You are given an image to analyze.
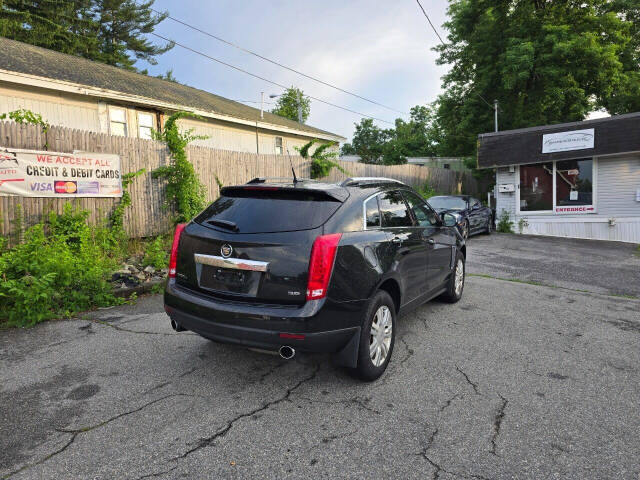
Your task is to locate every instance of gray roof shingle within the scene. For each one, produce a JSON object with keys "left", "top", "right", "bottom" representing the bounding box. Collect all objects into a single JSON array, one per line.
[{"left": 0, "top": 37, "right": 344, "bottom": 140}]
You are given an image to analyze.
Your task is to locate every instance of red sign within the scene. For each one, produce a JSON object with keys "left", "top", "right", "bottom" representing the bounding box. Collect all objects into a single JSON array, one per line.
[{"left": 555, "top": 206, "right": 594, "bottom": 214}]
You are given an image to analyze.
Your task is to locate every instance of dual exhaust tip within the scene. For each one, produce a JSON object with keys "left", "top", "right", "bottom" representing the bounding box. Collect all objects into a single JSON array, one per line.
[{"left": 170, "top": 319, "right": 296, "bottom": 360}]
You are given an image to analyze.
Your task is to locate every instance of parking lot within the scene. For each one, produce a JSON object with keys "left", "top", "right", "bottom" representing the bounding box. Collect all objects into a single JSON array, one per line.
[{"left": 1, "top": 234, "right": 639, "bottom": 480}]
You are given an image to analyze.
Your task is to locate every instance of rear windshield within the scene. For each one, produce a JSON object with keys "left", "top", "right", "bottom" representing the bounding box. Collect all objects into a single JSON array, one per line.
[
  {"left": 428, "top": 196, "right": 467, "bottom": 211},
  {"left": 195, "top": 191, "right": 341, "bottom": 233}
]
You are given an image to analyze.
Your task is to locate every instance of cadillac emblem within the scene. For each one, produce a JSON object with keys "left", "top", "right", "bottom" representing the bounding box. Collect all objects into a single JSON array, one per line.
[{"left": 220, "top": 244, "right": 233, "bottom": 258}]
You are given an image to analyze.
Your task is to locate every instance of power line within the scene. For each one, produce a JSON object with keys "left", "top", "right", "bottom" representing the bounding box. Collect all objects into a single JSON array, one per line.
[
  {"left": 150, "top": 32, "right": 396, "bottom": 125},
  {"left": 414, "top": 0, "right": 496, "bottom": 111},
  {"left": 151, "top": 8, "right": 408, "bottom": 116}
]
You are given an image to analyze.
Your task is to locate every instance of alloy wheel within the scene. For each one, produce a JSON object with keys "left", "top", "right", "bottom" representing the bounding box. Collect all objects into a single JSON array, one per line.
[
  {"left": 454, "top": 259, "right": 464, "bottom": 296},
  {"left": 369, "top": 305, "right": 393, "bottom": 367}
]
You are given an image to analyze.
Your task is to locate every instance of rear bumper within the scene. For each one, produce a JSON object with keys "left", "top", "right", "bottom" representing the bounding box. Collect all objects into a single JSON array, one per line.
[{"left": 164, "top": 279, "right": 366, "bottom": 355}]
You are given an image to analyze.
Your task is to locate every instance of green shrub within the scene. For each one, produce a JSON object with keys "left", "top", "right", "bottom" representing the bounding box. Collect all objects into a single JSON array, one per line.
[
  {"left": 417, "top": 182, "right": 438, "bottom": 199},
  {"left": 0, "top": 205, "right": 123, "bottom": 328},
  {"left": 142, "top": 236, "right": 170, "bottom": 270},
  {"left": 152, "top": 112, "right": 208, "bottom": 223},
  {"left": 496, "top": 210, "right": 514, "bottom": 233}
]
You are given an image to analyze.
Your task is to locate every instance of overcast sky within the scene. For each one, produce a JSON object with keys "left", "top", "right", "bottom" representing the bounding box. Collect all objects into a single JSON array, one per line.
[{"left": 145, "top": 0, "right": 450, "bottom": 141}]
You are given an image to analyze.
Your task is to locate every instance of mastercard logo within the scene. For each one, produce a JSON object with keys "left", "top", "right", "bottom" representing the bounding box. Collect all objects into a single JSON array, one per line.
[{"left": 54, "top": 181, "right": 77, "bottom": 194}]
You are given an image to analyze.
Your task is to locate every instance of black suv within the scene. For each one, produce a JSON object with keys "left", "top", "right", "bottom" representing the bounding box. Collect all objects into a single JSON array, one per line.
[{"left": 164, "top": 177, "right": 466, "bottom": 380}]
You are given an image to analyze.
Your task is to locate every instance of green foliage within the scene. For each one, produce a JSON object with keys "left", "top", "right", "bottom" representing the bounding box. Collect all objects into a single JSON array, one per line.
[
  {"left": 297, "top": 139, "right": 348, "bottom": 179},
  {"left": 416, "top": 182, "right": 438, "bottom": 200},
  {"left": 110, "top": 168, "right": 145, "bottom": 232},
  {"left": 517, "top": 218, "right": 529, "bottom": 235},
  {"left": 341, "top": 107, "right": 441, "bottom": 165},
  {"left": 0, "top": 0, "right": 172, "bottom": 71},
  {"left": 496, "top": 210, "right": 514, "bottom": 234},
  {"left": 0, "top": 206, "right": 124, "bottom": 327},
  {"left": 430, "top": 0, "right": 640, "bottom": 160},
  {"left": 271, "top": 87, "right": 311, "bottom": 123},
  {"left": 0, "top": 108, "right": 50, "bottom": 148},
  {"left": 152, "top": 112, "right": 208, "bottom": 224},
  {"left": 142, "top": 235, "right": 169, "bottom": 270}
]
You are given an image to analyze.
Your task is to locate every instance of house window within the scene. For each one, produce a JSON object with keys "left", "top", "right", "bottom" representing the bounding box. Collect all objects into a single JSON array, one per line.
[
  {"left": 109, "top": 107, "right": 127, "bottom": 137},
  {"left": 138, "top": 112, "right": 154, "bottom": 140},
  {"left": 275, "top": 137, "right": 283, "bottom": 155},
  {"left": 518, "top": 159, "right": 595, "bottom": 214}
]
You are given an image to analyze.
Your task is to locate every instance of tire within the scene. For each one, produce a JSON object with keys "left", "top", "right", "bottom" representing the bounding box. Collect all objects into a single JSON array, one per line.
[
  {"left": 460, "top": 220, "right": 469, "bottom": 239},
  {"left": 349, "top": 290, "right": 396, "bottom": 381},
  {"left": 440, "top": 251, "right": 465, "bottom": 303}
]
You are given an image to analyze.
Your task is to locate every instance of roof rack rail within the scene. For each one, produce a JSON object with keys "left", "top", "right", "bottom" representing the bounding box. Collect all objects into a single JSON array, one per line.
[
  {"left": 340, "top": 177, "right": 405, "bottom": 187},
  {"left": 246, "top": 177, "right": 316, "bottom": 184}
]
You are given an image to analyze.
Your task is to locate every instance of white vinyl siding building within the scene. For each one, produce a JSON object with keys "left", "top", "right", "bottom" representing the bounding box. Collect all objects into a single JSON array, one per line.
[
  {"left": 483, "top": 114, "right": 640, "bottom": 243},
  {"left": 0, "top": 38, "right": 344, "bottom": 156}
]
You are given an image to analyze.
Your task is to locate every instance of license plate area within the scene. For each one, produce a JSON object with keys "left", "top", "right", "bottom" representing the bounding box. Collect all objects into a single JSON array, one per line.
[{"left": 198, "top": 265, "right": 261, "bottom": 296}]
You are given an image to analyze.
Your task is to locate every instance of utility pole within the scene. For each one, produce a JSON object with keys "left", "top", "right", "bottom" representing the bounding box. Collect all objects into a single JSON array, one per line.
[
  {"left": 260, "top": 91, "right": 264, "bottom": 120},
  {"left": 297, "top": 90, "right": 303, "bottom": 123},
  {"left": 494, "top": 99, "right": 499, "bottom": 132}
]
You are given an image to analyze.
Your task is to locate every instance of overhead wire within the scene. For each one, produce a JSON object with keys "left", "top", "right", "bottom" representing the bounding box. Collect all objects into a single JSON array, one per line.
[{"left": 151, "top": 8, "right": 408, "bottom": 116}]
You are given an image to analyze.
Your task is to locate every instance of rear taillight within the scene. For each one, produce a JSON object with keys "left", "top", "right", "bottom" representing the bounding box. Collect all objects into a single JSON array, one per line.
[
  {"left": 306, "top": 233, "right": 342, "bottom": 301},
  {"left": 168, "top": 223, "right": 186, "bottom": 278}
]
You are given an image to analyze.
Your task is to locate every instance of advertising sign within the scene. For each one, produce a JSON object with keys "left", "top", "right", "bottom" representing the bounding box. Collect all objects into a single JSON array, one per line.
[
  {"left": 542, "top": 128, "right": 594, "bottom": 153},
  {"left": 0, "top": 148, "right": 122, "bottom": 197}
]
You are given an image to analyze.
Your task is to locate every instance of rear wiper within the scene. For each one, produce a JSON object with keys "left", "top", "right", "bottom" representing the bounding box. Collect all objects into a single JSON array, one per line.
[{"left": 207, "top": 219, "right": 239, "bottom": 232}]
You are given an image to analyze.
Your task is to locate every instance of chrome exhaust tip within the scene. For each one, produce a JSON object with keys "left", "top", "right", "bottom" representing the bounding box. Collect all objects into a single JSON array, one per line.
[
  {"left": 279, "top": 346, "right": 295, "bottom": 360},
  {"left": 170, "top": 319, "right": 185, "bottom": 332}
]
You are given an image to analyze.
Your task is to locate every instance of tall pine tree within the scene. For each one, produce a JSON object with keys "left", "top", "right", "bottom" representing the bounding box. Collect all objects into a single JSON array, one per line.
[{"left": 0, "top": 0, "right": 172, "bottom": 71}]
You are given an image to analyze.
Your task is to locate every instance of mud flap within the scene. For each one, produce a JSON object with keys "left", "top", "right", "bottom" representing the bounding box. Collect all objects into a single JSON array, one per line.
[{"left": 331, "top": 327, "right": 361, "bottom": 368}]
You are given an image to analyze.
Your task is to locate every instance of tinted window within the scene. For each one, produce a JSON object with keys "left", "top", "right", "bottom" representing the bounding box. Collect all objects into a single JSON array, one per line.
[
  {"left": 378, "top": 191, "right": 413, "bottom": 227},
  {"left": 403, "top": 191, "right": 440, "bottom": 227},
  {"left": 196, "top": 192, "right": 340, "bottom": 233},
  {"left": 428, "top": 196, "right": 467, "bottom": 211},
  {"left": 470, "top": 198, "right": 481, "bottom": 208},
  {"left": 364, "top": 195, "right": 381, "bottom": 228}
]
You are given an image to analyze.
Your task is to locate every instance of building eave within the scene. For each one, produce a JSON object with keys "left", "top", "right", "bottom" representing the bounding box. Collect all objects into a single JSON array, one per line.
[{"left": 0, "top": 69, "right": 346, "bottom": 143}]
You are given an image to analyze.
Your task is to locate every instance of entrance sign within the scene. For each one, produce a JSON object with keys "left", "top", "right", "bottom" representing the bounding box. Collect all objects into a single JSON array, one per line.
[
  {"left": 542, "top": 129, "right": 594, "bottom": 153},
  {"left": 555, "top": 206, "right": 595, "bottom": 214},
  {"left": 0, "top": 148, "right": 122, "bottom": 197}
]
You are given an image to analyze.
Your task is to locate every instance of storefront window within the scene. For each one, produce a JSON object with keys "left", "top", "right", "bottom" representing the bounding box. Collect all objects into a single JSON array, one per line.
[
  {"left": 519, "top": 162, "right": 553, "bottom": 211},
  {"left": 555, "top": 159, "right": 593, "bottom": 206}
]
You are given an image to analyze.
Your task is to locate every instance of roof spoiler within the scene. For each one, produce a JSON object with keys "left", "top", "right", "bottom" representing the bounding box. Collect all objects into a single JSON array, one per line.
[
  {"left": 222, "top": 183, "right": 349, "bottom": 202},
  {"left": 340, "top": 177, "right": 405, "bottom": 187}
]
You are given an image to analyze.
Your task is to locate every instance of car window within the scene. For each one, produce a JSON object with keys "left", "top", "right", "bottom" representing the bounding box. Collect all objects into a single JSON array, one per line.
[
  {"left": 403, "top": 191, "right": 440, "bottom": 227},
  {"left": 428, "top": 196, "right": 467, "bottom": 211},
  {"left": 471, "top": 197, "right": 481, "bottom": 208},
  {"left": 364, "top": 195, "right": 381, "bottom": 229},
  {"left": 378, "top": 190, "right": 413, "bottom": 228},
  {"left": 195, "top": 191, "right": 341, "bottom": 233}
]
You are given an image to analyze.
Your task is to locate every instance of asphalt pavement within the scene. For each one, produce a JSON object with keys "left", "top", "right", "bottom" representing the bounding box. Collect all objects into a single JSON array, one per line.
[{"left": 1, "top": 234, "right": 639, "bottom": 479}]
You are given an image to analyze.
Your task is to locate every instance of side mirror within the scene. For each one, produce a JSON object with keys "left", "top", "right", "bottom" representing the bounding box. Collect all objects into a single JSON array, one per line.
[{"left": 442, "top": 213, "right": 457, "bottom": 227}]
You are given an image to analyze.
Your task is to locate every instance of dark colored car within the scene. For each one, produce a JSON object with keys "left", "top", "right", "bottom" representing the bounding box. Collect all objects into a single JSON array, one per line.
[
  {"left": 164, "top": 177, "right": 466, "bottom": 381},
  {"left": 427, "top": 195, "right": 493, "bottom": 239}
]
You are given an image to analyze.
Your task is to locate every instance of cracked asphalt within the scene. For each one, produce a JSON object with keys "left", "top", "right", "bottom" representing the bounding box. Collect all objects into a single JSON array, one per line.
[{"left": 1, "top": 235, "right": 640, "bottom": 479}]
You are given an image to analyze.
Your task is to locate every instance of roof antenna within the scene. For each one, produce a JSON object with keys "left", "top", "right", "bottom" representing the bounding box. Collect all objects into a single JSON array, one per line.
[{"left": 286, "top": 149, "right": 299, "bottom": 183}]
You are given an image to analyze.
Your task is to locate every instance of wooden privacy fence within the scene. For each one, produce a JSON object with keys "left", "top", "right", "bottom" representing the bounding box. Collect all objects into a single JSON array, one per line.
[{"left": 0, "top": 122, "right": 481, "bottom": 238}]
